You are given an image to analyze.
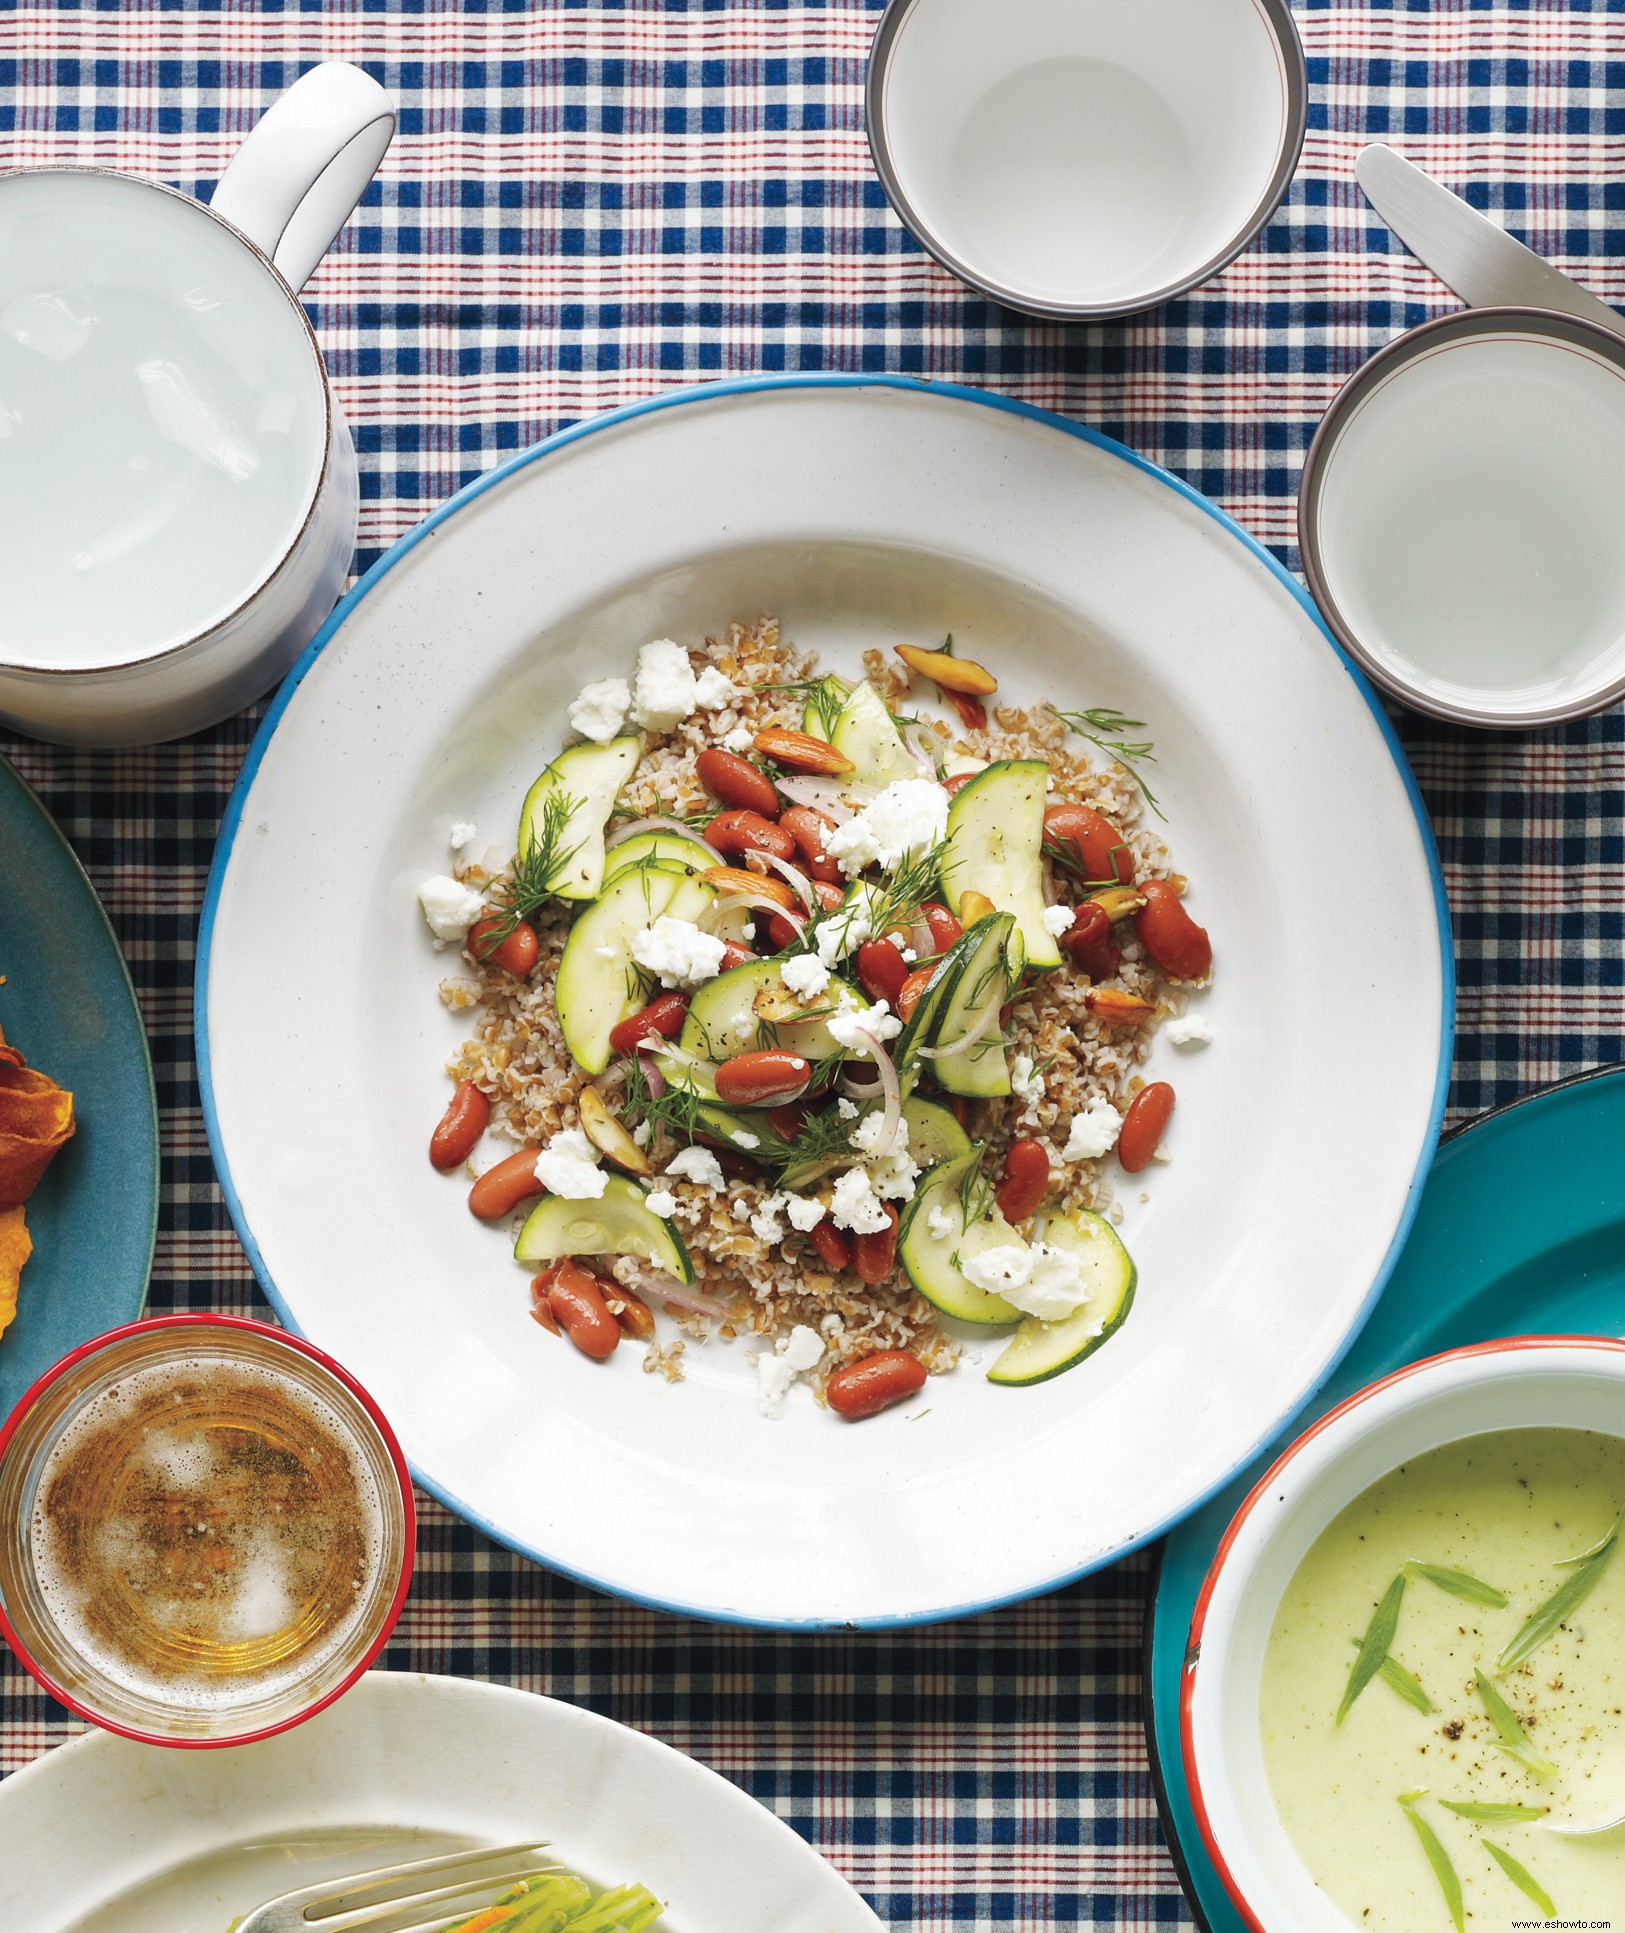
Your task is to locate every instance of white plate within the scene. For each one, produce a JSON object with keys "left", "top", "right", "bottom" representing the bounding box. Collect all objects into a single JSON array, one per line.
[
  {"left": 198, "top": 376, "right": 1452, "bottom": 1628},
  {"left": 0, "top": 1671, "right": 879, "bottom": 1932}
]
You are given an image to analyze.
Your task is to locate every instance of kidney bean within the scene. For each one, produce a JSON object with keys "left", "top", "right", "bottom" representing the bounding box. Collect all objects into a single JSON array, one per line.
[
  {"left": 705, "top": 809, "right": 796, "bottom": 863},
  {"left": 814, "top": 880, "right": 846, "bottom": 911},
  {"left": 1060, "top": 902, "right": 1121, "bottom": 981},
  {"left": 764, "top": 912, "right": 801, "bottom": 951},
  {"left": 778, "top": 804, "right": 845, "bottom": 885},
  {"left": 995, "top": 1139, "right": 1051, "bottom": 1223},
  {"left": 766, "top": 1101, "right": 812, "bottom": 1141},
  {"left": 826, "top": 1350, "right": 928, "bottom": 1420},
  {"left": 610, "top": 1286, "right": 656, "bottom": 1340},
  {"left": 753, "top": 727, "right": 854, "bottom": 775},
  {"left": 528, "top": 1267, "right": 563, "bottom": 1334},
  {"left": 715, "top": 1050, "right": 812, "bottom": 1106},
  {"left": 942, "top": 771, "right": 980, "bottom": 796},
  {"left": 695, "top": 747, "right": 780, "bottom": 817},
  {"left": 920, "top": 901, "right": 962, "bottom": 954},
  {"left": 468, "top": 1148, "right": 544, "bottom": 1219},
  {"left": 469, "top": 912, "right": 539, "bottom": 976},
  {"left": 852, "top": 1203, "right": 901, "bottom": 1285},
  {"left": 430, "top": 1080, "right": 489, "bottom": 1170},
  {"left": 546, "top": 1259, "right": 621, "bottom": 1359},
  {"left": 608, "top": 991, "right": 690, "bottom": 1057},
  {"left": 855, "top": 938, "right": 907, "bottom": 1005},
  {"left": 897, "top": 965, "right": 936, "bottom": 1022},
  {"left": 946, "top": 1095, "right": 971, "bottom": 1129},
  {"left": 719, "top": 941, "right": 756, "bottom": 970},
  {"left": 1044, "top": 801, "right": 1134, "bottom": 886},
  {"left": 1119, "top": 1082, "right": 1175, "bottom": 1173},
  {"left": 695, "top": 1136, "right": 765, "bottom": 1180},
  {"left": 1135, "top": 879, "right": 1212, "bottom": 981},
  {"left": 809, "top": 1220, "right": 853, "bottom": 1271}
]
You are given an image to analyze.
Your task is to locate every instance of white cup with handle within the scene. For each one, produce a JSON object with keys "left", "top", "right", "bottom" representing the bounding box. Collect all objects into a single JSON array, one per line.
[{"left": 0, "top": 62, "right": 393, "bottom": 747}]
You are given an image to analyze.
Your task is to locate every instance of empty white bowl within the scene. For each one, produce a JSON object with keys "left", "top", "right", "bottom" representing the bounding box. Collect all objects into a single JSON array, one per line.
[
  {"left": 1300, "top": 306, "right": 1625, "bottom": 729},
  {"left": 866, "top": 0, "right": 1305, "bottom": 320},
  {"left": 1181, "top": 1336, "right": 1625, "bottom": 1932}
]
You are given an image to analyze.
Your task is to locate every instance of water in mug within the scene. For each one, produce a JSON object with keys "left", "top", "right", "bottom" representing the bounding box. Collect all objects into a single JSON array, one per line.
[
  {"left": 0, "top": 172, "right": 325, "bottom": 668},
  {"left": 1321, "top": 333, "right": 1625, "bottom": 708}
]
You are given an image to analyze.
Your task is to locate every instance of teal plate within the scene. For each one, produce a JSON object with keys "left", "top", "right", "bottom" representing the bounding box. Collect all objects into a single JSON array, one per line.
[
  {"left": 1145, "top": 1065, "right": 1625, "bottom": 1929},
  {"left": 0, "top": 755, "right": 157, "bottom": 1418}
]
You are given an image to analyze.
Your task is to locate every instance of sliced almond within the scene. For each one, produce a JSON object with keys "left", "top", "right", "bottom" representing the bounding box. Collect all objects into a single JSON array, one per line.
[
  {"left": 895, "top": 643, "right": 998, "bottom": 696},
  {"left": 1087, "top": 886, "right": 1148, "bottom": 923},
  {"left": 752, "top": 983, "right": 821, "bottom": 1024},
  {"left": 578, "top": 1086, "right": 652, "bottom": 1177}
]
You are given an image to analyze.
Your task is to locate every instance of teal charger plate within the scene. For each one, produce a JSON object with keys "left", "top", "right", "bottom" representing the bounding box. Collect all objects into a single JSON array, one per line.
[
  {"left": 0, "top": 756, "right": 157, "bottom": 1420},
  {"left": 1145, "top": 1066, "right": 1625, "bottom": 1929}
]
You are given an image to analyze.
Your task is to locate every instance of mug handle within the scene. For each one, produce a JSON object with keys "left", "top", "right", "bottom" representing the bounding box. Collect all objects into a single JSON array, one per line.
[{"left": 210, "top": 61, "right": 395, "bottom": 293}]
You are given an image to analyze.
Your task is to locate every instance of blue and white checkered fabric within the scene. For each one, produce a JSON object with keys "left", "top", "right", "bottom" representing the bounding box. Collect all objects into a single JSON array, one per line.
[{"left": 3, "top": 2, "right": 1624, "bottom": 1923}]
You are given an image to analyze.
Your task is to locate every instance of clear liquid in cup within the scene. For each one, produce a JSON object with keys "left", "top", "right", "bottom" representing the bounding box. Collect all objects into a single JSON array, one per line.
[
  {"left": 0, "top": 171, "right": 325, "bottom": 669},
  {"left": 29, "top": 1354, "right": 386, "bottom": 1713}
]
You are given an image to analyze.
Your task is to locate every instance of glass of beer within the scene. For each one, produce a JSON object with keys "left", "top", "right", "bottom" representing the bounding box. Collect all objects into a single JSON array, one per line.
[{"left": 0, "top": 1315, "right": 414, "bottom": 1746}]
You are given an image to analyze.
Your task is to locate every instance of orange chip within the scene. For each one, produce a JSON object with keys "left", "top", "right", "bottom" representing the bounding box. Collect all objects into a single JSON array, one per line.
[
  {"left": 0, "top": 1203, "right": 31, "bottom": 1341},
  {"left": 0, "top": 1044, "right": 75, "bottom": 1209}
]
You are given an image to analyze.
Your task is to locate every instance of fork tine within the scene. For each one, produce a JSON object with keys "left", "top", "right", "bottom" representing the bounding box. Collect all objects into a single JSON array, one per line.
[
  {"left": 302, "top": 1844, "right": 552, "bottom": 1920},
  {"left": 311, "top": 1858, "right": 561, "bottom": 1933}
]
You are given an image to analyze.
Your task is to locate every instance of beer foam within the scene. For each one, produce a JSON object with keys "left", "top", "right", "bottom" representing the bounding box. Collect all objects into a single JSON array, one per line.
[{"left": 28, "top": 1353, "right": 392, "bottom": 1714}]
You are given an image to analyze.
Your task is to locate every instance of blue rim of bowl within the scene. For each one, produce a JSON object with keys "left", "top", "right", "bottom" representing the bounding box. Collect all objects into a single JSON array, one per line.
[
  {"left": 864, "top": 0, "right": 1308, "bottom": 322},
  {"left": 195, "top": 373, "right": 1454, "bottom": 1630}
]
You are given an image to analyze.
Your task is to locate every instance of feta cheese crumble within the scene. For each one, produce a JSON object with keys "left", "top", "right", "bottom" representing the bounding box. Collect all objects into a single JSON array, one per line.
[
  {"left": 417, "top": 875, "right": 486, "bottom": 944},
  {"left": 1041, "top": 903, "right": 1076, "bottom": 938},
  {"left": 813, "top": 899, "right": 871, "bottom": 967},
  {"left": 960, "top": 1239, "right": 1096, "bottom": 1323},
  {"left": 1063, "top": 1097, "right": 1123, "bottom": 1162},
  {"left": 926, "top": 1203, "right": 956, "bottom": 1241},
  {"left": 756, "top": 1324, "right": 825, "bottom": 1418},
  {"left": 722, "top": 725, "right": 755, "bottom": 754},
  {"left": 567, "top": 676, "right": 631, "bottom": 743},
  {"left": 786, "top": 1194, "right": 827, "bottom": 1232},
  {"left": 825, "top": 778, "right": 951, "bottom": 877},
  {"left": 532, "top": 1128, "right": 607, "bottom": 1200},
  {"left": 836, "top": 1098, "right": 859, "bottom": 1120},
  {"left": 630, "top": 639, "right": 699, "bottom": 731},
  {"left": 692, "top": 665, "right": 741, "bottom": 709},
  {"left": 1165, "top": 1013, "right": 1213, "bottom": 1048},
  {"left": 448, "top": 821, "right": 478, "bottom": 853},
  {"left": 665, "top": 1146, "right": 726, "bottom": 1190},
  {"left": 780, "top": 952, "right": 830, "bottom": 1000},
  {"left": 830, "top": 1165, "right": 893, "bottom": 1235},
  {"left": 631, "top": 916, "right": 728, "bottom": 988},
  {"left": 1010, "top": 1054, "right": 1046, "bottom": 1106},
  {"left": 750, "top": 1193, "right": 790, "bottom": 1243},
  {"left": 829, "top": 996, "right": 902, "bottom": 1049},
  {"left": 645, "top": 1189, "right": 678, "bottom": 1218}
]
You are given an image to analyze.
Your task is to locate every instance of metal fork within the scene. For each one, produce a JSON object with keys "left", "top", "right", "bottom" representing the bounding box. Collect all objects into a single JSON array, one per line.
[{"left": 237, "top": 1842, "right": 557, "bottom": 1933}]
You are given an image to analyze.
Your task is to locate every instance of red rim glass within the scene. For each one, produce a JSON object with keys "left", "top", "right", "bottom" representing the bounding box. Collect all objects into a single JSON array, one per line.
[{"left": 0, "top": 1314, "right": 416, "bottom": 1749}]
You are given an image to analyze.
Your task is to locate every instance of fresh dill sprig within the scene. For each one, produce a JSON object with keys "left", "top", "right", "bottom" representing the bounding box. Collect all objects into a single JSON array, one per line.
[
  {"left": 862, "top": 837, "right": 952, "bottom": 944},
  {"left": 621, "top": 1054, "right": 710, "bottom": 1147},
  {"left": 484, "top": 788, "right": 584, "bottom": 942},
  {"left": 1049, "top": 706, "right": 1164, "bottom": 818},
  {"left": 760, "top": 674, "right": 848, "bottom": 738},
  {"left": 757, "top": 1099, "right": 864, "bottom": 1180},
  {"left": 1039, "top": 835, "right": 1124, "bottom": 892},
  {"left": 957, "top": 1149, "right": 996, "bottom": 1229}
]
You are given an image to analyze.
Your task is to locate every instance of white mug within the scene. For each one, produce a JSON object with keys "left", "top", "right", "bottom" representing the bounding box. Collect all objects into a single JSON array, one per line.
[{"left": 0, "top": 62, "right": 393, "bottom": 747}]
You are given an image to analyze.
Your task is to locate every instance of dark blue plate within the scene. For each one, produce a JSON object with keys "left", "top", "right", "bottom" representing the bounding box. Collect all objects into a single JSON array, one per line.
[
  {"left": 1145, "top": 1065, "right": 1625, "bottom": 1929},
  {"left": 0, "top": 756, "right": 157, "bottom": 1417}
]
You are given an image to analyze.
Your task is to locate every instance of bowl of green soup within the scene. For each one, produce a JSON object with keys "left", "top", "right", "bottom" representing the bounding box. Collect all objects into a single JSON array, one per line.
[{"left": 1181, "top": 1336, "right": 1625, "bottom": 1932}]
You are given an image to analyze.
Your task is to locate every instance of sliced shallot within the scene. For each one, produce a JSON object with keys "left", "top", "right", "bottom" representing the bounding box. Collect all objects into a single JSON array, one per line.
[{"left": 608, "top": 815, "right": 723, "bottom": 858}]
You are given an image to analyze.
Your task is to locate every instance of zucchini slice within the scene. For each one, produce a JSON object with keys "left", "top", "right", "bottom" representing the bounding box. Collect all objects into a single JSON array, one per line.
[
  {"left": 514, "top": 1174, "right": 693, "bottom": 1284},
  {"left": 694, "top": 1102, "right": 793, "bottom": 1162},
  {"left": 663, "top": 957, "right": 865, "bottom": 1097},
  {"left": 987, "top": 1212, "right": 1136, "bottom": 1386},
  {"left": 897, "top": 1146, "right": 1023, "bottom": 1325},
  {"left": 829, "top": 679, "right": 922, "bottom": 787},
  {"left": 901, "top": 1095, "right": 972, "bottom": 1169},
  {"left": 603, "top": 828, "right": 717, "bottom": 882},
  {"left": 942, "top": 759, "right": 1060, "bottom": 970},
  {"left": 555, "top": 862, "right": 688, "bottom": 1074},
  {"left": 926, "top": 912, "right": 1013, "bottom": 1098},
  {"left": 519, "top": 737, "right": 642, "bottom": 901}
]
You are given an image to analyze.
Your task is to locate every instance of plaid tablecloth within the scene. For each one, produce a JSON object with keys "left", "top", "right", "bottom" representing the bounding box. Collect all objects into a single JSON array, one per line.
[{"left": 4, "top": 1, "right": 1624, "bottom": 1924}]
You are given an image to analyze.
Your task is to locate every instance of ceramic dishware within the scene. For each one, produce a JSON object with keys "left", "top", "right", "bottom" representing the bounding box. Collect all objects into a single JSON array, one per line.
[
  {"left": 1181, "top": 1334, "right": 1625, "bottom": 1932},
  {"left": 198, "top": 375, "right": 1450, "bottom": 1629},
  {"left": 0, "top": 1673, "right": 884, "bottom": 1933},
  {"left": 1148, "top": 1065, "right": 1625, "bottom": 1930},
  {"left": 0, "top": 62, "right": 393, "bottom": 747},
  {"left": 1299, "top": 307, "right": 1625, "bottom": 729},
  {"left": 0, "top": 1314, "right": 414, "bottom": 1747},
  {"left": 866, "top": 0, "right": 1305, "bottom": 320},
  {"left": 0, "top": 755, "right": 158, "bottom": 1414}
]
